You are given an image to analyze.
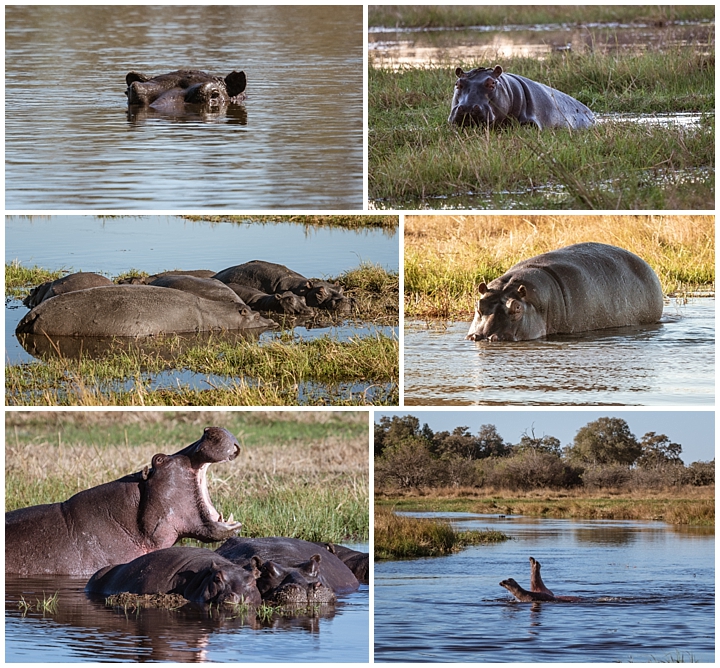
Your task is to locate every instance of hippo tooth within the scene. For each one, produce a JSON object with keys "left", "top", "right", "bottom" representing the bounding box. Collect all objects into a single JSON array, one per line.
[{"left": 227, "top": 513, "right": 234, "bottom": 524}]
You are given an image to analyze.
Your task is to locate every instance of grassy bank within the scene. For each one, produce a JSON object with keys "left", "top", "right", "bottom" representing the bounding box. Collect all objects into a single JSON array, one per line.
[
  {"left": 404, "top": 214, "right": 714, "bottom": 319},
  {"left": 375, "top": 506, "right": 508, "bottom": 559},
  {"left": 370, "top": 50, "right": 714, "bottom": 209},
  {"left": 377, "top": 487, "right": 714, "bottom": 526},
  {"left": 181, "top": 214, "right": 398, "bottom": 230},
  {"left": 6, "top": 411, "right": 369, "bottom": 542}
]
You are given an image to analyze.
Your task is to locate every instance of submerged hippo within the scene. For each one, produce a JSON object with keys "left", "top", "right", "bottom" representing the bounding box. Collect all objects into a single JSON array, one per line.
[
  {"left": 147, "top": 275, "right": 246, "bottom": 304},
  {"left": 449, "top": 65, "right": 595, "bottom": 130},
  {"left": 216, "top": 537, "right": 360, "bottom": 601},
  {"left": 86, "top": 547, "right": 261, "bottom": 606},
  {"left": 6, "top": 427, "right": 243, "bottom": 576},
  {"left": 23, "top": 272, "right": 113, "bottom": 308},
  {"left": 314, "top": 542, "right": 369, "bottom": 584},
  {"left": 126, "top": 69, "right": 247, "bottom": 110},
  {"left": 466, "top": 242, "right": 663, "bottom": 342},
  {"left": 16, "top": 285, "right": 276, "bottom": 338},
  {"left": 500, "top": 557, "right": 581, "bottom": 602},
  {"left": 226, "top": 284, "right": 315, "bottom": 315},
  {"left": 214, "top": 261, "right": 351, "bottom": 311}
]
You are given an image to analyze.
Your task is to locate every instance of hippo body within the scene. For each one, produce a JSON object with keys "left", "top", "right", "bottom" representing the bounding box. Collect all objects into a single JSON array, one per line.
[
  {"left": 314, "top": 543, "right": 369, "bottom": 584},
  {"left": 6, "top": 427, "right": 243, "bottom": 576},
  {"left": 449, "top": 65, "right": 595, "bottom": 130},
  {"left": 15, "top": 285, "right": 276, "bottom": 338},
  {"left": 126, "top": 70, "right": 247, "bottom": 110},
  {"left": 23, "top": 272, "right": 113, "bottom": 308},
  {"left": 214, "top": 261, "right": 350, "bottom": 311},
  {"left": 466, "top": 242, "right": 664, "bottom": 342},
  {"left": 216, "top": 537, "right": 360, "bottom": 601},
  {"left": 226, "top": 284, "right": 314, "bottom": 315},
  {"left": 119, "top": 270, "right": 216, "bottom": 285},
  {"left": 85, "top": 547, "right": 261, "bottom": 606},
  {"left": 147, "top": 275, "right": 247, "bottom": 304}
]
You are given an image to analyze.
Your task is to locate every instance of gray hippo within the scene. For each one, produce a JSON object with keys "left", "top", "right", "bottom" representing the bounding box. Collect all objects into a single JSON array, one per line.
[
  {"left": 23, "top": 272, "right": 113, "bottom": 308},
  {"left": 449, "top": 65, "right": 595, "bottom": 129},
  {"left": 226, "top": 284, "right": 315, "bottom": 315},
  {"left": 314, "top": 542, "right": 369, "bottom": 584},
  {"left": 6, "top": 427, "right": 243, "bottom": 576},
  {"left": 126, "top": 69, "right": 247, "bottom": 110},
  {"left": 15, "top": 285, "right": 276, "bottom": 338},
  {"left": 214, "top": 261, "right": 352, "bottom": 311},
  {"left": 85, "top": 547, "right": 262, "bottom": 607},
  {"left": 119, "top": 270, "right": 217, "bottom": 285},
  {"left": 216, "top": 537, "right": 360, "bottom": 601},
  {"left": 147, "top": 275, "right": 247, "bottom": 304},
  {"left": 466, "top": 242, "right": 663, "bottom": 342},
  {"left": 255, "top": 555, "right": 337, "bottom": 604}
]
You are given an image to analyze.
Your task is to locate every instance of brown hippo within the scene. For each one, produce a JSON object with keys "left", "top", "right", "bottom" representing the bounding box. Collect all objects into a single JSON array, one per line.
[
  {"left": 126, "top": 70, "right": 247, "bottom": 110},
  {"left": 85, "top": 547, "right": 262, "bottom": 607},
  {"left": 530, "top": 556, "right": 554, "bottom": 596},
  {"left": 466, "top": 242, "right": 664, "bottom": 342},
  {"left": 147, "top": 275, "right": 247, "bottom": 304},
  {"left": 314, "top": 542, "right": 369, "bottom": 584},
  {"left": 23, "top": 272, "right": 113, "bottom": 308},
  {"left": 6, "top": 427, "right": 243, "bottom": 576},
  {"left": 226, "top": 283, "right": 314, "bottom": 315},
  {"left": 500, "top": 578, "right": 557, "bottom": 602},
  {"left": 15, "top": 285, "right": 276, "bottom": 338},
  {"left": 449, "top": 65, "right": 595, "bottom": 129},
  {"left": 216, "top": 537, "right": 360, "bottom": 600},
  {"left": 119, "top": 270, "right": 217, "bottom": 285}
]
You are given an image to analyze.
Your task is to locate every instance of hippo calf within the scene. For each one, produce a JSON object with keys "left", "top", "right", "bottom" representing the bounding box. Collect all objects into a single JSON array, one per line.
[
  {"left": 23, "top": 272, "right": 113, "bottom": 308},
  {"left": 466, "top": 242, "right": 663, "bottom": 342},
  {"left": 226, "top": 283, "right": 314, "bottom": 315},
  {"left": 6, "top": 427, "right": 243, "bottom": 576},
  {"left": 126, "top": 69, "right": 247, "bottom": 110},
  {"left": 449, "top": 65, "right": 595, "bottom": 130},
  {"left": 86, "top": 547, "right": 261, "bottom": 607}
]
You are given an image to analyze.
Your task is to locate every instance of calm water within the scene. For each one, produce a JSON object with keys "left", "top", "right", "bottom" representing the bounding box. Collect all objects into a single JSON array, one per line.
[
  {"left": 404, "top": 299, "right": 715, "bottom": 405},
  {"left": 375, "top": 514, "right": 714, "bottom": 663},
  {"left": 6, "top": 547, "right": 369, "bottom": 662},
  {"left": 6, "top": 5, "right": 362, "bottom": 209}
]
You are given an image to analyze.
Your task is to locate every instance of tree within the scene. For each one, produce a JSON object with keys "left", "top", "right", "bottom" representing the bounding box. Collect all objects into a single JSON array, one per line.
[
  {"left": 374, "top": 415, "right": 430, "bottom": 457},
  {"left": 636, "top": 432, "right": 683, "bottom": 469},
  {"left": 375, "top": 439, "right": 436, "bottom": 490},
  {"left": 567, "top": 417, "right": 641, "bottom": 466},
  {"left": 516, "top": 428, "right": 561, "bottom": 456},
  {"left": 476, "top": 424, "right": 509, "bottom": 458}
]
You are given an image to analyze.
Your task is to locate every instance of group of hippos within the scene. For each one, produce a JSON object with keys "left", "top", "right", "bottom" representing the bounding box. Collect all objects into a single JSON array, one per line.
[
  {"left": 17, "top": 260, "right": 354, "bottom": 339},
  {"left": 5, "top": 428, "right": 367, "bottom": 608}
]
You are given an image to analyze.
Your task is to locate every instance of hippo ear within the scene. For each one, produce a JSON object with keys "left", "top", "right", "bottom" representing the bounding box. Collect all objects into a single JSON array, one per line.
[
  {"left": 250, "top": 556, "right": 263, "bottom": 579},
  {"left": 264, "top": 561, "right": 284, "bottom": 578},
  {"left": 455, "top": 67, "right": 465, "bottom": 77},
  {"left": 305, "top": 281, "right": 314, "bottom": 289},
  {"left": 224, "top": 70, "right": 247, "bottom": 98},
  {"left": 142, "top": 465, "right": 150, "bottom": 480},
  {"left": 492, "top": 65, "right": 503, "bottom": 78},
  {"left": 478, "top": 282, "right": 489, "bottom": 295},
  {"left": 126, "top": 71, "right": 151, "bottom": 86},
  {"left": 517, "top": 285, "right": 527, "bottom": 299},
  {"left": 151, "top": 454, "right": 168, "bottom": 469}
]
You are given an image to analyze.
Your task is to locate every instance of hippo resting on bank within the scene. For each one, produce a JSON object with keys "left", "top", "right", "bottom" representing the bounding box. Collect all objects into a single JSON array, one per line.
[
  {"left": 216, "top": 537, "right": 360, "bottom": 604},
  {"left": 23, "top": 272, "right": 113, "bottom": 308},
  {"left": 500, "top": 556, "right": 581, "bottom": 602},
  {"left": 119, "top": 270, "right": 217, "bottom": 285},
  {"left": 126, "top": 70, "right": 247, "bottom": 110},
  {"left": 214, "top": 261, "right": 353, "bottom": 312},
  {"left": 466, "top": 242, "right": 663, "bottom": 342},
  {"left": 86, "top": 547, "right": 262, "bottom": 607},
  {"left": 449, "top": 65, "right": 595, "bottom": 130},
  {"left": 6, "top": 427, "right": 243, "bottom": 576},
  {"left": 226, "top": 283, "right": 314, "bottom": 315},
  {"left": 15, "top": 285, "right": 276, "bottom": 338},
  {"left": 147, "top": 275, "right": 247, "bottom": 304}
]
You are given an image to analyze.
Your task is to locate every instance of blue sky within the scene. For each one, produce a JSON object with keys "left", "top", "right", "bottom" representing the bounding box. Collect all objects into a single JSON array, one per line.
[{"left": 375, "top": 410, "right": 714, "bottom": 464}]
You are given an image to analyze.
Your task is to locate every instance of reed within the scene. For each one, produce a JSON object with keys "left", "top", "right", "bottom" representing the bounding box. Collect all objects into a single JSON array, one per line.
[{"left": 181, "top": 214, "right": 398, "bottom": 230}]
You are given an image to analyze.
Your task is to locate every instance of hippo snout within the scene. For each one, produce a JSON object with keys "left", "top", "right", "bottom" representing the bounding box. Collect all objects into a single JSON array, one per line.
[{"left": 449, "top": 103, "right": 493, "bottom": 126}]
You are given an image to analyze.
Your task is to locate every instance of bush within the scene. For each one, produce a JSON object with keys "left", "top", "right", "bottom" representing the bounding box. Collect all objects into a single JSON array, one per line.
[{"left": 479, "top": 450, "right": 581, "bottom": 491}]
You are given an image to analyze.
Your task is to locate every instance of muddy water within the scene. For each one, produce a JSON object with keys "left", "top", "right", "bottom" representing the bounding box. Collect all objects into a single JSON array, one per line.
[
  {"left": 6, "top": 5, "right": 362, "bottom": 209},
  {"left": 374, "top": 514, "right": 714, "bottom": 663},
  {"left": 403, "top": 299, "right": 714, "bottom": 405}
]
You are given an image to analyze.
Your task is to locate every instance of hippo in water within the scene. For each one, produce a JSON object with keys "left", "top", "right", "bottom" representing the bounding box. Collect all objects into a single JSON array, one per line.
[
  {"left": 125, "top": 69, "right": 247, "bottom": 111},
  {"left": 313, "top": 542, "right": 369, "bottom": 584},
  {"left": 466, "top": 242, "right": 663, "bottom": 342},
  {"left": 23, "top": 272, "right": 113, "bottom": 308},
  {"left": 226, "top": 284, "right": 315, "bottom": 315},
  {"left": 449, "top": 65, "right": 595, "bottom": 130},
  {"left": 6, "top": 427, "right": 243, "bottom": 576},
  {"left": 15, "top": 285, "right": 276, "bottom": 338},
  {"left": 214, "top": 261, "right": 353, "bottom": 312},
  {"left": 500, "top": 557, "right": 581, "bottom": 602},
  {"left": 86, "top": 547, "right": 262, "bottom": 607}
]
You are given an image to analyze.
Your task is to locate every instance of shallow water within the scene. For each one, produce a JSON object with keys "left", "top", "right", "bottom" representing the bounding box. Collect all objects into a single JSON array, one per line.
[
  {"left": 403, "top": 299, "right": 715, "bottom": 405},
  {"left": 374, "top": 514, "right": 714, "bottom": 663},
  {"left": 6, "top": 5, "right": 363, "bottom": 209}
]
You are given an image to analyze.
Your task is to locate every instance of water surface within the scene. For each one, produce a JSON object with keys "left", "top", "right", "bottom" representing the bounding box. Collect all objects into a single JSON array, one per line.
[{"left": 6, "top": 5, "right": 362, "bottom": 209}]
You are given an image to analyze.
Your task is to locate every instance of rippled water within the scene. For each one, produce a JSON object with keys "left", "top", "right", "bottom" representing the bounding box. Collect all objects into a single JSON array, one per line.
[
  {"left": 6, "top": 5, "right": 362, "bottom": 209},
  {"left": 375, "top": 514, "right": 714, "bottom": 663},
  {"left": 404, "top": 299, "right": 715, "bottom": 405}
]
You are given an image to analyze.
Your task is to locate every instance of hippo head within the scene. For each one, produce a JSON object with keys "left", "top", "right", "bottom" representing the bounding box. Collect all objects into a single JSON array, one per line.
[
  {"left": 184, "top": 560, "right": 262, "bottom": 607},
  {"left": 258, "top": 555, "right": 337, "bottom": 605},
  {"left": 448, "top": 65, "right": 503, "bottom": 126},
  {"left": 275, "top": 291, "right": 315, "bottom": 316},
  {"left": 466, "top": 282, "right": 544, "bottom": 342},
  {"left": 304, "top": 282, "right": 353, "bottom": 312}
]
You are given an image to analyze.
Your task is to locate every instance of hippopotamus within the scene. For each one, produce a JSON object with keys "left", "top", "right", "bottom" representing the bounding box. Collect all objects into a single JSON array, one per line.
[
  {"left": 147, "top": 275, "right": 247, "bottom": 304},
  {"left": 466, "top": 242, "right": 663, "bottom": 342},
  {"left": 314, "top": 543, "right": 369, "bottom": 584},
  {"left": 226, "top": 284, "right": 315, "bottom": 315},
  {"left": 23, "top": 272, "right": 113, "bottom": 308},
  {"left": 125, "top": 70, "right": 247, "bottom": 110},
  {"left": 85, "top": 547, "right": 262, "bottom": 607},
  {"left": 6, "top": 427, "right": 243, "bottom": 576},
  {"left": 214, "top": 261, "right": 352, "bottom": 311},
  {"left": 119, "top": 270, "right": 217, "bottom": 285},
  {"left": 530, "top": 556, "right": 553, "bottom": 597},
  {"left": 500, "top": 557, "right": 581, "bottom": 602},
  {"left": 215, "top": 537, "right": 360, "bottom": 602},
  {"left": 449, "top": 65, "right": 595, "bottom": 130},
  {"left": 15, "top": 285, "right": 277, "bottom": 338}
]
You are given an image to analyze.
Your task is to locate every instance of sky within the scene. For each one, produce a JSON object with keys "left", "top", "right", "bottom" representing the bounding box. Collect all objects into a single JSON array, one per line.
[{"left": 374, "top": 410, "right": 715, "bottom": 465}]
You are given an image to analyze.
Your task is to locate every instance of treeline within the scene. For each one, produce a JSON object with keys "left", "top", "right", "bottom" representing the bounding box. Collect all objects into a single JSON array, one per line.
[{"left": 375, "top": 416, "right": 714, "bottom": 492}]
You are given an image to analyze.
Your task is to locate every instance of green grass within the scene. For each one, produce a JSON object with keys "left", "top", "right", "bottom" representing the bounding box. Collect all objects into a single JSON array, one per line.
[{"left": 181, "top": 214, "right": 398, "bottom": 230}]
